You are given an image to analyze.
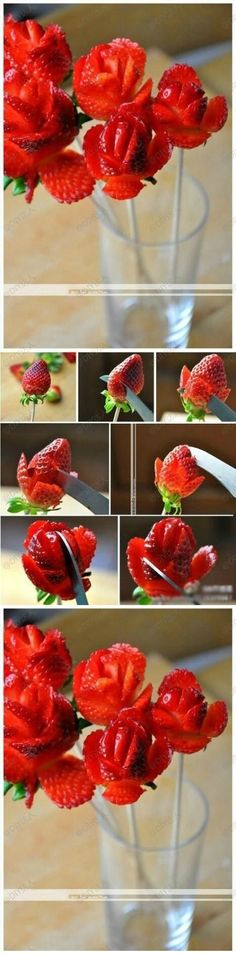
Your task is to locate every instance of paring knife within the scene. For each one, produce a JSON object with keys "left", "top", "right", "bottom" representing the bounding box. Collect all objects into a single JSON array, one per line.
[
  {"left": 142, "top": 557, "right": 200, "bottom": 605},
  {"left": 57, "top": 531, "right": 88, "bottom": 605},
  {"left": 188, "top": 447, "right": 236, "bottom": 497},
  {"left": 207, "top": 396, "right": 236, "bottom": 422},
  {"left": 100, "top": 375, "right": 154, "bottom": 422},
  {"left": 56, "top": 469, "right": 109, "bottom": 514}
]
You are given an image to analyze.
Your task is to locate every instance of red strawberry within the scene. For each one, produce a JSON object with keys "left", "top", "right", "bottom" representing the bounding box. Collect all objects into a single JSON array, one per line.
[
  {"left": 178, "top": 354, "right": 230, "bottom": 420},
  {"left": 63, "top": 353, "right": 76, "bottom": 363},
  {"left": 26, "top": 438, "right": 72, "bottom": 482},
  {"left": 39, "top": 151, "right": 95, "bottom": 204},
  {"left": 108, "top": 354, "right": 144, "bottom": 402},
  {"left": 22, "top": 360, "right": 51, "bottom": 397},
  {"left": 39, "top": 754, "right": 95, "bottom": 809},
  {"left": 10, "top": 363, "right": 29, "bottom": 382},
  {"left": 46, "top": 386, "right": 62, "bottom": 403}
]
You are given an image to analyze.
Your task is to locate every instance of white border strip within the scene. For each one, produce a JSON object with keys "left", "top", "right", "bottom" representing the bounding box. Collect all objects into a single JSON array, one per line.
[
  {"left": 4, "top": 888, "right": 232, "bottom": 901},
  {"left": 4, "top": 284, "right": 232, "bottom": 296}
]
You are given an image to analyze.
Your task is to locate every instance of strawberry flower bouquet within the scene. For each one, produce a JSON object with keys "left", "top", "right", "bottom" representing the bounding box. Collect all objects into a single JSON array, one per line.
[
  {"left": 4, "top": 18, "right": 227, "bottom": 204},
  {"left": 4, "top": 628, "right": 227, "bottom": 809},
  {"left": 4, "top": 17, "right": 228, "bottom": 349},
  {"left": 4, "top": 624, "right": 228, "bottom": 945}
]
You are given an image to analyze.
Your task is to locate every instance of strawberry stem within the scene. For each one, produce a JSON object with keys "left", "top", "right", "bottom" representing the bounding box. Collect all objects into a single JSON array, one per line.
[{"left": 158, "top": 487, "right": 182, "bottom": 515}]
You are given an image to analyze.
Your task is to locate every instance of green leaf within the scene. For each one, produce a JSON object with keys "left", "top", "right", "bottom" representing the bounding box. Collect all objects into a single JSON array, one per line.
[
  {"left": 43, "top": 594, "right": 57, "bottom": 605},
  {"left": 145, "top": 176, "right": 157, "bottom": 185},
  {"left": 7, "top": 497, "right": 26, "bottom": 513},
  {"left": 76, "top": 110, "right": 92, "bottom": 128},
  {"left": 4, "top": 176, "right": 13, "bottom": 191},
  {"left": 4, "top": 781, "right": 13, "bottom": 795},
  {"left": 12, "top": 782, "right": 26, "bottom": 801},
  {"left": 36, "top": 588, "right": 48, "bottom": 602},
  {"left": 76, "top": 716, "right": 92, "bottom": 732},
  {"left": 12, "top": 177, "right": 26, "bottom": 196},
  {"left": 146, "top": 781, "right": 157, "bottom": 790},
  {"left": 132, "top": 587, "right": 153, "bottom": 605},
  {"left": 37, "top": 352, "right": 63, "bottom": 373}
]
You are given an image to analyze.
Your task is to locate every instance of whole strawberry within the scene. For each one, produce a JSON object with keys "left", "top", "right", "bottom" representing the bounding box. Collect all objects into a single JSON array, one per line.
[
  {"left": 155, "top": 445, "right": 205, "bottom": 514},
  {"left": 178, "top": 354, "right": 230, "bottom": 421},
  {"left": 21, "top": 360, "right": 51, "bottom": 405},
  {"left": 102, "top": 354, "right": 144, "bottom": 415},
  {"left": 108, "top": 354, "right": 144, "bottom": 402}
]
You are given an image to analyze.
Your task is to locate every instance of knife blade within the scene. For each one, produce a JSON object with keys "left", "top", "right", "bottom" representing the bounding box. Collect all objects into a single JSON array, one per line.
[
  {"left": 208, "top": 396, "right": 236, "bottom": 422},
  {"left": 188, "top": 447, "right": 236, "bottom": 496},
  {"left": 56, "top": 470, "right": 109, "bottom": 514},
  {"left": 142, "top": 557, "right": 200, "bottom": 605},
  {"left": 57, "top": 531, "right": 88, "bottom": 605},
  {"left": 100, "top": 375, "right": 154, "bottom": 422}
]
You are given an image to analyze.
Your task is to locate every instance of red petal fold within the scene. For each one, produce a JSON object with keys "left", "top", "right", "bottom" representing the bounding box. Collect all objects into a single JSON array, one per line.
[{"left": 202, "top": 700, "right": 228, "bottom": 737}]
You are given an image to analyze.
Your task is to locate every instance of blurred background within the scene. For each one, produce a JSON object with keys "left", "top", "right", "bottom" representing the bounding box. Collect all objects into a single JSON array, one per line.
[
  {"left": 1, "top": 351, "right": 77, "bottom": 424},
  {"left": 4, "top": 4, "right": 231, "bottom": 60},
  {"left": 1, "top": 515, "right": 118, "bottom": 606},
  {"left": 1, "top": 423, "right": 109, "bottom": 515},
  {"left": 156, "top": 351, "right": 236, "bottom": 422},
  {"left": 78, "top": 352, "right": 154, "bottom": 422},
  {"left": 4, "top": 606, "right": 232, "bottom": 950},
  {"left": 120, "top": 515, "right": 236, "bottom": 604},
  {"left": 111, "top": 424, "right": 236, "bottom": 514}
]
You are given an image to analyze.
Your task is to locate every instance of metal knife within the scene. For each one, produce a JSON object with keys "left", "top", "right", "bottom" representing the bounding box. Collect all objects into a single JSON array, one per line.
[
  {"left": 187, "top": 447, "right": 236, "bottom": 497},
  {"left": 57, "top": 531, "right": 88, "bottom": 605},
  {"left": 207, "top": 396, "right": 236, "bottom": 422},
  {"left": 56, "top": 469, "right": 109, "bottom": 514},
  {"left": 100, "top": 375, "right": 154, "bottom": 422},
  {"left": 142, "top": 557, "right": 200, "bottom": 605}
]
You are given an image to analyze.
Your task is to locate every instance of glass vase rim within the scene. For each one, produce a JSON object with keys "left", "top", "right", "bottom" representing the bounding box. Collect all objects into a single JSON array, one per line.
[
  {"left": 94, "top": 172, "right": 209, "bottom": 249},
  {"left": 93, "top": 772, "right": 209, "bottom": 854}
]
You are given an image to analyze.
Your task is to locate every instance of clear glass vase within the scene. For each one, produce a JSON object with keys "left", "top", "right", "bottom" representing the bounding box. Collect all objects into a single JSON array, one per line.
[
  {"left": 93, "top": 770, "right": 208, "bottom": 951},
  {"left": 94, "top": 168, "right": 208, "bottom": 348}
]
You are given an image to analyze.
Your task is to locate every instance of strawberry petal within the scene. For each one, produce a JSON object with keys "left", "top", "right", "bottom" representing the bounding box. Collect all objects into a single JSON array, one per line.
[
  {"left": 190, "top": 546, "right": 218, "bottom": 581},
  {"left": 39, "top": 150, "right": 95, "bottom": 204},
  {"left": 202, "top": 700, "right": 228, "bottom": 738},
  {"left": 103, "top": 173, "right": 144, "bottom": 199},
  {"left": 103, "top": 779, "right": 144, "bottom": 804},
  {"left": 39, "top": 754, "right": 95, "bottom": 808}
]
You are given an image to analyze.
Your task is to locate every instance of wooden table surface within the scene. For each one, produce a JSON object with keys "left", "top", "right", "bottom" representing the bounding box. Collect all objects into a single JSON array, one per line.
[
  {"left": 4, "top": 48, "right": 232, "bottom": 349},
  {"left": 4, "top": 636, "right": 231, "bottom": 950},
  {"left": 1, "top": 352, "right": 77, "bottom": 423}
]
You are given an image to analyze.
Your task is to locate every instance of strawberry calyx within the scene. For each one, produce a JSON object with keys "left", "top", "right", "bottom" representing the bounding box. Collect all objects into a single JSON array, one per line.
[
  {"left": 7, "top": 496, "right": 61, "bottom": 516},
  {"left": 36, "top": 588, "right": 57, "bottom": 606},
  {"left": 20, "top": 393, "right": 47, "bottom": 406},
  {"left": 180, "top": 395, "right": 207, "bottom": 422},
  {"left": 101, "top": 389, "right": 134, "bottom": 415},
  {"left": 132, "top": 586, "right": 153, "bottom": 605},
  {"left": 157, "top": 486, "right": 182, "bottom": 515}
]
